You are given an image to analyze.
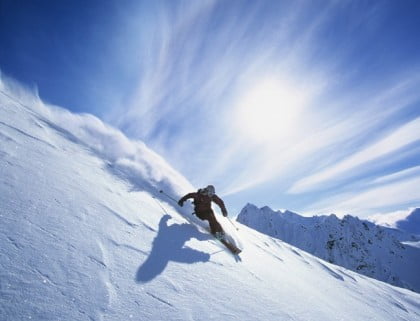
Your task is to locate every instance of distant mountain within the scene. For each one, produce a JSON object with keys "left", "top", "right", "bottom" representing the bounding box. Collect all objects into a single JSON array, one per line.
[
  {"left": 396, "top": 208, "right": 420, "bottom": 235},
  {"left": 237, "top": 203, "right": 420, "bottom": 293},
  {"left": 369, "top": 208, "right": 420, "bottom": 236}
]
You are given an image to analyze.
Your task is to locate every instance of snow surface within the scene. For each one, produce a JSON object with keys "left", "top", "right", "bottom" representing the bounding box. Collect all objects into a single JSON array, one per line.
[
  {"left": 237, "top": 204, "right": 420, "bottom": 294},
  {"left": 1, "top": 79, "right": 420, "bottom": 320}
]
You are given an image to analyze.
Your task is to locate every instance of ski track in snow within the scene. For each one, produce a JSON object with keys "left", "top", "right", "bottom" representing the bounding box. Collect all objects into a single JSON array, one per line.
[
  {"left": 145, "top": 291, "right": 174, "bottom": 308},
  {"left": 6, "top": 236, "right": 24, "bottom": 250},
  {"left": 101, "top": 204, "right": 139, "bottom": 228},
  {"left": 317, "top": 262, "right": 345, "bottom": 281},
  {"left": 0, "top": 120, "right": 57, "bottom": 150},
  {"left": 255, "top": 243, "right": 284, "bottom": 262},
  {"left": 107, "top": 238, "right": 149, "bottom": 256}
]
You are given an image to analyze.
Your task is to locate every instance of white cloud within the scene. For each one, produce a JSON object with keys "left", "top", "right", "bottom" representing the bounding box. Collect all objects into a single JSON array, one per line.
[
  {"left": 370, "top": 165, "right": 420, "bottom": 185},
  {"left": 309, "top": 175, "right": 420, "bottom": 217},
  {"left": 289, "top": 117, "right": 420, "bottom": 194},
  {"left": 223, "top": 73, "right": 420, "bottom": 196}
]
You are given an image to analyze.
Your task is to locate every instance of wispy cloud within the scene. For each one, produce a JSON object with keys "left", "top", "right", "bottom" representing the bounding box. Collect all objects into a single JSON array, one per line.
[
  {"left": 12, "top": 0, "right": 413, "bottom": 217},
  {"left": 223, "top": 68, "right": 420, "bottom": 195},
  {"left": 370, "top": 165, "right": 420, "bottom": 186},
  {"left": 308, "top": 174, "right": 420, "bottom": 217},
  {"left": 288, "top": 116, "right": 420, "bottom": 194},
  {"left": 106, "top": 1, "right": 336, "bottom": 186},
  {"left": 102, "top": 2, "right": 420, "bottom": 218}
]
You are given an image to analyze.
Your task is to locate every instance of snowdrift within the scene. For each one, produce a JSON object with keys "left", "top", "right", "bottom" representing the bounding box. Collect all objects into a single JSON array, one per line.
[{"left": 1, "top": 77, "right": 420, "bottom": 320}]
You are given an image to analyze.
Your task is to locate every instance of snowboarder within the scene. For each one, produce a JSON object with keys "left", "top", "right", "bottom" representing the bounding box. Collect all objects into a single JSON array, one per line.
[{"left": 178, "top": 185, "right": 227, "bottom": 240}]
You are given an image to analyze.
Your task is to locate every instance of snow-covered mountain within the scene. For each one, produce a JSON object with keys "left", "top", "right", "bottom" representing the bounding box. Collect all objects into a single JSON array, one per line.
[
  {"left": 237, "top": 204, "right": 420, "bottom": 294},
  {"left": 1, "top": 78, "right": 420, "bottom": 320},
  {"left": 369, "top": 208, "right": 420, "bottom": 234},
  {"left": 396, "top": 208, "right": 420, "bottom": 235}
]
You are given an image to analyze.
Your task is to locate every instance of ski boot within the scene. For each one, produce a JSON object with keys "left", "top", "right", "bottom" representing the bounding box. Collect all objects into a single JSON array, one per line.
[{"left": 214, "top": 231, "right": 226, "bottom": 241}]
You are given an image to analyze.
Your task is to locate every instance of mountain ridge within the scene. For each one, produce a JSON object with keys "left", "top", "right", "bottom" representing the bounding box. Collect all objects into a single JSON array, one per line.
[{"left": 237, "top": 203, "right": 420, "bottom": 293}]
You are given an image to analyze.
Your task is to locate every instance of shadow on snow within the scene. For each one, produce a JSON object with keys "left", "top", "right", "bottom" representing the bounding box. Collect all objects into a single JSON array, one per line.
[{"left": 136, "top": 214, "right": 211, "bottom": 283}]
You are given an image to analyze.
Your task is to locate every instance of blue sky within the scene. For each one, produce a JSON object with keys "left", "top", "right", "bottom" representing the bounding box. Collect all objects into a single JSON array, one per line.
[{"left": 1, "top": 0, "right": 420, "bottom": 218}]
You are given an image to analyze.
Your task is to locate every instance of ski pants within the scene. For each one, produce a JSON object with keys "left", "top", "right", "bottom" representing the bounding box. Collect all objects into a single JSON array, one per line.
[{"left": 196, "top": 209, "right": 223, "bottom": 234}]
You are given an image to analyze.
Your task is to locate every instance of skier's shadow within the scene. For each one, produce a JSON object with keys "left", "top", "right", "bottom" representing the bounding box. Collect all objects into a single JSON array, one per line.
[{"left": 136, "top": 214, "right": 211, "bottom": 283}]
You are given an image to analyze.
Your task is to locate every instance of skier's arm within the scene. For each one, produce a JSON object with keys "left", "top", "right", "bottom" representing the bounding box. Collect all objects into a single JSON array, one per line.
[
  {"left": 178, "top": 193, "right": 196, "bottom": 207},
  {"left": 212, "top": 195, "right": 228, "bottom": 217}
]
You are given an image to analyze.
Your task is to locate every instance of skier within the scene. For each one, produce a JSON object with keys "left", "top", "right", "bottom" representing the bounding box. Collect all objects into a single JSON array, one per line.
[{"left": 178, "top": 185, "right": 228, "bottom": 240}]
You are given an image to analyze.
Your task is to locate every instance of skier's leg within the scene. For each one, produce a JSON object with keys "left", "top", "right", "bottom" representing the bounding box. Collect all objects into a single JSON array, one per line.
[{"left": 206, "top": 211, "right": 224, "bottom": 235}]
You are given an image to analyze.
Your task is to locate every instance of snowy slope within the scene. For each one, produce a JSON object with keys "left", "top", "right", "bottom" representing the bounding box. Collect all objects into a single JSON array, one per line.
[
  {"left": 1, "top": 81, "right": 420, "bottom": 321},
  {"left": 237, "top": 204, "right": 420, "bottom": 294}
]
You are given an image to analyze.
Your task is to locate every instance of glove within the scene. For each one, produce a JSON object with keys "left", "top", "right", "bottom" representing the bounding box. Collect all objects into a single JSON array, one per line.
[
  {"left": 178, "top": 200, "right": 184, "bottom": 207},
  {"left": 222, "top": 210, "right": 228, "bottom": 217}
]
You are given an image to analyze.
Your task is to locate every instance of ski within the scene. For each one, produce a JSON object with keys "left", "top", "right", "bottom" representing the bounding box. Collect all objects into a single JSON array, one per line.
[{"left": 218, "top": 238, "right": 242, "bottom": 255}]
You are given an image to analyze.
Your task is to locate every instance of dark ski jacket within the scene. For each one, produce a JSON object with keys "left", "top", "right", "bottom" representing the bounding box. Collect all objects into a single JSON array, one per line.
[{"left": 178, "top": 191, "right": 228, "bottom": 217}]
